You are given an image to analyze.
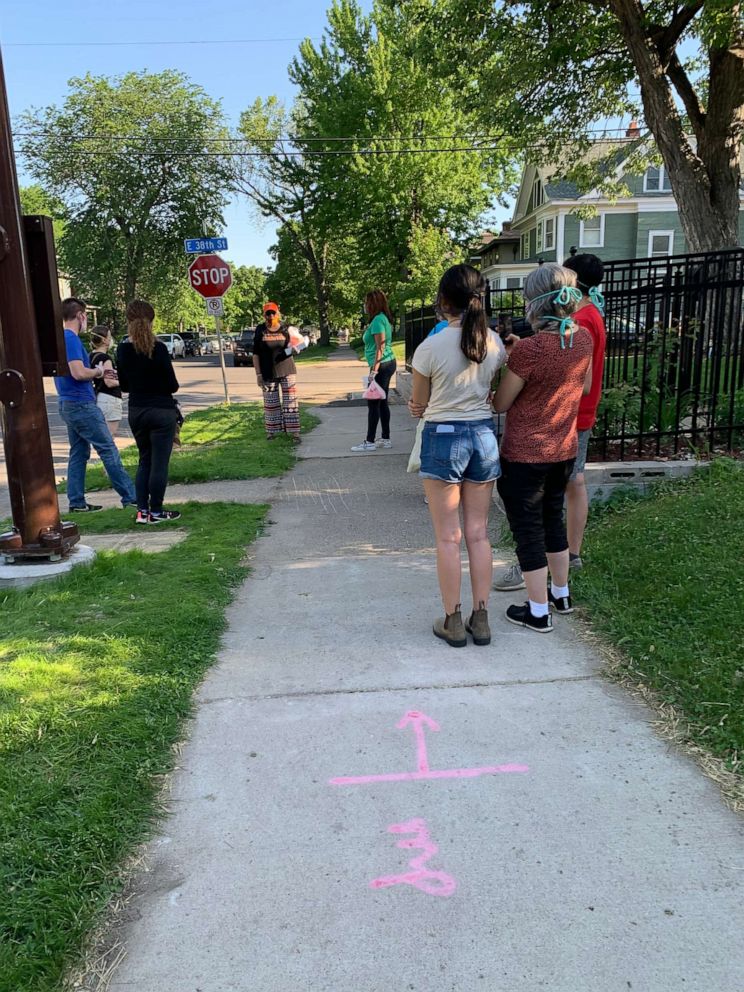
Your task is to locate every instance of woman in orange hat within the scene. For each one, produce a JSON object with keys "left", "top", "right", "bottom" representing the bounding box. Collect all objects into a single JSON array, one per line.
[{"left": 252, "top": 302, "right": 301, "bottom": 442}]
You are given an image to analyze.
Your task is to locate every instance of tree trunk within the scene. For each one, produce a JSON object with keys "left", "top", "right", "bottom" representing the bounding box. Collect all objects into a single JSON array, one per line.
[
  {"left": 609, "top": 0, "right": 743, "bottom": 252},
  {"left": 309, "top": 258, "right": 332, "bottom": 346}
]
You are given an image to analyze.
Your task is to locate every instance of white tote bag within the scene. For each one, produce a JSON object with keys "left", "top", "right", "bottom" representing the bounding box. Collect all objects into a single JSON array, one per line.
[{"left": 407, "top": 418, "right": 426, "bottom": 473}]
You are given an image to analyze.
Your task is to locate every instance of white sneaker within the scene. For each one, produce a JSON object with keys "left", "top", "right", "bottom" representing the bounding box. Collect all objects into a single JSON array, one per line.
[
  {"left": 376, "top": 438, "right": 393, "bottom": 448},
  {"left": 350, "top": 441, "right": 376, "bottom": 452}
]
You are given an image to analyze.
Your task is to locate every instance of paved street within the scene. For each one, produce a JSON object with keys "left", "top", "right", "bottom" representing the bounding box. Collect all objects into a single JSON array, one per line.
[{"left": 93, "top": 402, "right": 744, "bottom": 992}]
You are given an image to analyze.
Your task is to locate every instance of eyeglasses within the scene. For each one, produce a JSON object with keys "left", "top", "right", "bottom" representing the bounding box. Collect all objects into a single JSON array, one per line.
[{"left": 265, "top": 311, "right": 277, "bottom": 317}]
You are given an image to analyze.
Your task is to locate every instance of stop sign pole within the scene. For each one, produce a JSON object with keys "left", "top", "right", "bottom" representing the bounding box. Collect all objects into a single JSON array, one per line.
[{"left": 188, "top": 252, "right": 232, "bottom": 405}]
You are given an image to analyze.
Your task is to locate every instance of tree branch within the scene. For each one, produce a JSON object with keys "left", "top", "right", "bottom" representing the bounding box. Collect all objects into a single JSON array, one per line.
[
  {"left": 666, "top": 50, "right": 706, "bottom": 138},
  {"left": 655, "top": 1, "right": 705, "bottom": 54}
]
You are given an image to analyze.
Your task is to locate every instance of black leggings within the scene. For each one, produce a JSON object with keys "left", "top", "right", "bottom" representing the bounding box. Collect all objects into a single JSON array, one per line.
[
  {"left": 366, "top": 359, "right": 396, "bottom": 442},
  {"left": 497, "top": 458, "right": 575, "bottom": 572},
  {"left": 128, "top": 406, "right": 178, "bottom": 513}
]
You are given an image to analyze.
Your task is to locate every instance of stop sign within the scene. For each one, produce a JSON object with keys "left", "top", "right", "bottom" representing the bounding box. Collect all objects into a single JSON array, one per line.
[{"left": 188, "top": 254, "right": 232, "bottom": 298}]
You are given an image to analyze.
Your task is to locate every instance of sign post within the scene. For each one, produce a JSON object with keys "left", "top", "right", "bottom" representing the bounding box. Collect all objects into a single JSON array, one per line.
[{"left": 187, "top": 252, "right": 232, "bottom": 405}]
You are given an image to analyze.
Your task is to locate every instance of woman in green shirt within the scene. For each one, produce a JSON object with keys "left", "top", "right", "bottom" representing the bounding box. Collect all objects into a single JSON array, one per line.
[{"left": 351, "top": 289, "right": 397, "bottom": 452}]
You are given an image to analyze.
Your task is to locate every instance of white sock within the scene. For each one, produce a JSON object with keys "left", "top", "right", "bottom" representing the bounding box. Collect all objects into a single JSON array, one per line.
[
  {"left": 529, "top": 599, "right": 549, "bottom": 618},
  {"left": 551, "top": 583, "right": 570, "bottom": 599}
]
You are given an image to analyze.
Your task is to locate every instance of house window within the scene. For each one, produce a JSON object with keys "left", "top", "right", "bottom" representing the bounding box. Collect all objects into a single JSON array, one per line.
[
  {"left": 543, "top": 217, "right": 555, "bottom": 250},
  {"left": 579, "top": 214, "right": 604, "bottom": 248},
  {"left": 644, "top": 164, "right": 672, "bottom": 192},
  {"left": 532, "top": 178, "right": 544, "bottom": 209},
  {"left": 521, "top": 231, "right": 530, "bottom": 259},
  {"left": 536, "top": 222, "right": 543, "bottom": 253},
  {"left": 505, "top": 277, "right": 522, "bottom": 289},
  {"left": 648, "top": 230, "right": 674, "bottom": 257}
]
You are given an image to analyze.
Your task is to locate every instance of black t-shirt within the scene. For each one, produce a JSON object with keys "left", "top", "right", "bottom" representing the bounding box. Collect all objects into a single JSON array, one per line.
[
  {"left": 90, "top": 351, "right": 122, "bottom": 398},
  {"left": 253, "top": 323, "right": 297, "bottom": 382},
  {"left": 116, "top": 339, "right": 179, "bottom": 409}
]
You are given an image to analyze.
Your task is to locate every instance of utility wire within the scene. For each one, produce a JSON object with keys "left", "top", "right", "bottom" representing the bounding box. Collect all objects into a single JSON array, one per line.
[{"left": 4, "top": 37, "right": 322, "bottom": 48}]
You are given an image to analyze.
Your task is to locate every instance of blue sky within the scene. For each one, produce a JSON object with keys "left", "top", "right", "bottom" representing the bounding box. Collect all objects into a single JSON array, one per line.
[{"left": 2, "top": 0, "right": 375, "bottom": 268}]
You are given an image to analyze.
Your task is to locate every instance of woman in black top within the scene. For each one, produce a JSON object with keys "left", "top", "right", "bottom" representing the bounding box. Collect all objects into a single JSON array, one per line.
[
  {"left": 89, "top": 325, "right": 124, "bottom": 436},
  {"left": 116, "top": 300, "right": 181, "bottom": 523},
  {"left": 252, "top": 301, "right": 300, "bottom": 442}
]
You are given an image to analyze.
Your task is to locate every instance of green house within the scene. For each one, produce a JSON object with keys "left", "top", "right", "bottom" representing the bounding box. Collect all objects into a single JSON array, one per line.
[{"left": 478, "top": 129, "right": 744, "bottom": 291}]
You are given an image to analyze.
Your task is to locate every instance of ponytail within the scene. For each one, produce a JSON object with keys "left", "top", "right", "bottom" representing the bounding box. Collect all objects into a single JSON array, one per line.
[
  {"left": 126, "top": 300, "right": 156, "bottom": 358},
  {"left": 460, "top": 294, "right": 488, "bottom": 364}
]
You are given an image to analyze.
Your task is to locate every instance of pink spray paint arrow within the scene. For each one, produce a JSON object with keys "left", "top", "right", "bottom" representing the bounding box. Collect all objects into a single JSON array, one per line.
[{"left": 329, "top": 709, "right": 528, "bottom": 787}]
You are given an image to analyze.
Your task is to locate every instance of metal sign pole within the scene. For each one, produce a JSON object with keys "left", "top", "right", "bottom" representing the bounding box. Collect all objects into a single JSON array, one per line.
[{"left": 214, "top": 312, "right": 229, "bottom": 405}]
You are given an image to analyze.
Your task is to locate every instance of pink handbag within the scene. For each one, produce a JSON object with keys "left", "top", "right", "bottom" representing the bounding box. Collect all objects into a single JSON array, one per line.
[{"left": 362, "top": 377, "right": 386, "bottom": 400}]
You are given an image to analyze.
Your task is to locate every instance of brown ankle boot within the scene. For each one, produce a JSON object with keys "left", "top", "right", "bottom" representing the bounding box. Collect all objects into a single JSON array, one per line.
[
  {"left": 466, "top": 601, "right": 491, "bottom": 646},
  {"left": 433, "top": 605, "right": 467, "bottom": 648}
]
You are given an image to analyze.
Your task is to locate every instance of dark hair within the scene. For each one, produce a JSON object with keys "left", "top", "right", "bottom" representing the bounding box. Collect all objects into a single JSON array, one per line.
[
  {"left": 563, "top": 253, "right": 604, "bottom": 293},
  {"left": 437, "top": 264, "right": 488, "bottom": 363},
  {"left": 126, "top": 299, "right": 156, "bottom": 358},
  {"left": 364, "top": 289, "right": 393, "bottom": 323},
  {"left": 90, "top": 324, "right": 111, "bottom": 348},
  {"left": 62, "top": 297, "right": 86, "bottom": 321}
]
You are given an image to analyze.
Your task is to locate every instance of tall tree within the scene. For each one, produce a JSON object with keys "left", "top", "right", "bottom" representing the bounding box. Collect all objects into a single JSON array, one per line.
[
  {"left": 18, "top": 71, "right": 230, "bottom": 321},
  {"left": 290, "top": 0, "right": 515, "bottom": 304},
  {"left": 231, "top": 97, "right": 335, "bottom": 344},
  {"left": 19, "top": 184, "right": 66, "bottom": 243},
  {"left": 412, "top": 0, "right": 744, "bottom": 252}
]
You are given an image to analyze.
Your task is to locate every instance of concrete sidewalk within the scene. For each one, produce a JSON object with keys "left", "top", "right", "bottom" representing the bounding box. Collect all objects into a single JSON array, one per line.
[{"left": 98, "top": 404, "right": 743, "bottom": 992}]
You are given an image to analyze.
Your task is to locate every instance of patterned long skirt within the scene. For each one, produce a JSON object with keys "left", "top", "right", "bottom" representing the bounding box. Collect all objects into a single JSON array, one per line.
[{"left": 263, "top": 375, "right": 300, "bottom": 438}]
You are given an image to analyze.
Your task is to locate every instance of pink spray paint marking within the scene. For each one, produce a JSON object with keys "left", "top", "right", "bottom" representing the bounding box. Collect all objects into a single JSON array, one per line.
[
  {"left": 370, "top": 818, "right": 457, "bottom": 898},
  {"left": 329, "top": 709, "right": 529, "bottom": 786}
]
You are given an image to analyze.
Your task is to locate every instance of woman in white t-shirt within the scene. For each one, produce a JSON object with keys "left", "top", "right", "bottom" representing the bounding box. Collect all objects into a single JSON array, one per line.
[{"left": 410, "top": 264, "right": 513, "bottom": 649}]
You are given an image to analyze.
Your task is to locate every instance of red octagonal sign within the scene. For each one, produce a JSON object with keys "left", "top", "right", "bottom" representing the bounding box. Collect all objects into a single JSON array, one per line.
[{"left": 188, "top": 254, "right": 232, "bottom": 298}]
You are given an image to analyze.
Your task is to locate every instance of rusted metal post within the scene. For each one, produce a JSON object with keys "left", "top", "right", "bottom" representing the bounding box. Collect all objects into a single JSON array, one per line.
[{"left": 0, "top": 47, "right": 78, "bottom": 560}]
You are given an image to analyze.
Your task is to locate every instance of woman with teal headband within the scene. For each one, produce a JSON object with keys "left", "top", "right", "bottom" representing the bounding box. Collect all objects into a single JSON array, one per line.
[{"left": 491, "top": 263, "right": 594, "bottom": 633}]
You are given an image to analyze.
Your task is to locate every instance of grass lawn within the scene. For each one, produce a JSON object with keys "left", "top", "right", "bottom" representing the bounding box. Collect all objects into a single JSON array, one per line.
[
  {"left": 575, "top": 458, "right": 744, "bottom": 775},
  {"left": 59, "top": 402, "right": 318, "bottom": 493},
  {"left": 294, "top": 343, "right": 337, "bottom": 363},
  {"left": 0, "top": 502, "right": 266, "bottom": 992}
]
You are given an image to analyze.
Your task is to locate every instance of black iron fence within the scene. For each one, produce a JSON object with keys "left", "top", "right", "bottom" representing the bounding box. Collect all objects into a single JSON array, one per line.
[{"left": 402, "top": 247, "right": 744, "bottom": 460}]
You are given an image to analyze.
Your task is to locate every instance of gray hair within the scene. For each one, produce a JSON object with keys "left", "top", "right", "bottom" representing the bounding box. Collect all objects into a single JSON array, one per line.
[{"left": 524, "top": 263, "right": 580, "bottom": 330}]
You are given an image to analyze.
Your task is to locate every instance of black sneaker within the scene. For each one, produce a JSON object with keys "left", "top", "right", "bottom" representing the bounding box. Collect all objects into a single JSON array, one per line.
[
  {"left": 149, "top": 510, "right": 181, "bottom": 522},
  {"left": 548, "top": 589, "right": 574, "bottom": 615},
  {"left": 505, "top": 602, "right": 553, "bottom": 633},
  {"left": 69, "top": 502, "right": 103, "bottom": 512},
  {"left": 122, "top": 500, "right": 138, "bottom": 508}
]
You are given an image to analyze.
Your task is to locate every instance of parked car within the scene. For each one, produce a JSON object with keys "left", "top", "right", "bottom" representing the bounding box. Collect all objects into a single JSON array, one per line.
[
  {"left": 179, "top": 331, "right": 202, "bottom": 357},
  {"left": 157, "top": 333, "right": 185, "bottom": 358},
  {"left": 232, "top": 328, "right": 256, "bottom": 367}
]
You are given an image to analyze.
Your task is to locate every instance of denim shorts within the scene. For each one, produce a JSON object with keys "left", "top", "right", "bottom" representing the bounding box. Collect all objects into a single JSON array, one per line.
[
  {"left": 570, "top": 428, "right": 592, "bottom": 479},
  {"left": 420, "top": 419, "right": 500, "bottom": 484}
]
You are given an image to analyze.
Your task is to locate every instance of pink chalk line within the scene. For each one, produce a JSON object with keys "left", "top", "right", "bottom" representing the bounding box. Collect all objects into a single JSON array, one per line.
[
  {"left": 370, "top": 818, "right": 457, "bottom": 898},
  {"left": 329, "top": 709, "right": 529, "bottom": 786}
]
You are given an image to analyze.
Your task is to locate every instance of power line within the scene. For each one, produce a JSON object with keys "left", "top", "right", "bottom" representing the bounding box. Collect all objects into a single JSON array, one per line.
[
  {"left": 13, "top": 125, "right": 644, "bottom": 145},
  {"left": 4, "top": 37, "right": 322, "bottom": 48}
]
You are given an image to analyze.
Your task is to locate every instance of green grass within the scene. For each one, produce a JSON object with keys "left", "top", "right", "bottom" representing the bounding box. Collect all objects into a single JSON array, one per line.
[
  {"left": 575, "top": 458, "right": 744, "bottom": 773},
  {"left": 0, "top": 503, "right": 266, "bottom": 992},
  {"left": 59, "top": 402, "right": 319, "bottom": 493},
  {"left": 293, "top": 343, "right": 337, "bottom": 363}
]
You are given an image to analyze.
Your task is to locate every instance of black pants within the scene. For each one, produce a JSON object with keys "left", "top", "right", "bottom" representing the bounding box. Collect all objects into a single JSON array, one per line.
[
  {"left": 366, "top": 359, "right": 397, "bottom": 442},
  {"left": 496, "top": 458, "right": 575, "bottom": 572},
  {"left": 128, "top": 406, "right": 178, "bottom": 513}
]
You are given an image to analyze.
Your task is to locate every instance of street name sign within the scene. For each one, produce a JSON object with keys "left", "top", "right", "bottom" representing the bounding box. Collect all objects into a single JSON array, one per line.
[{"left": 184, "top": 237, "right": 228, "bottom": 254}]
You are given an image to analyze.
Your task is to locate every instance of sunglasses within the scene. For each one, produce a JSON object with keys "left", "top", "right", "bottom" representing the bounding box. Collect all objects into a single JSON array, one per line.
[{"left": 264, "top": 310, "right": 277, "bottom": 317}]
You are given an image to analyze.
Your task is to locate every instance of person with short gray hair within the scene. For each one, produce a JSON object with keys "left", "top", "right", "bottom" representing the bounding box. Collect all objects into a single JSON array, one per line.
[{"left": 491, "top": 264, "right": 594, "bottom": 633}]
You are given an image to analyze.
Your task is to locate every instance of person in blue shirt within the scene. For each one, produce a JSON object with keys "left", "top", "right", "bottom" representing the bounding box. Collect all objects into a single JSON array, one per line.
[{"left": 54, "top": 298, "right": 137, "bottom": 511}]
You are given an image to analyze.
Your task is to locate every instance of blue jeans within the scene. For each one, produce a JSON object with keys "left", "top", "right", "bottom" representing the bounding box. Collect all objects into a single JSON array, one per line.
[
  {"left": 59, "top": 400, "right": 136, "bottom": 508},
  {"left": 420, "top": 419, "right": 501, "bottom": 484}
]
